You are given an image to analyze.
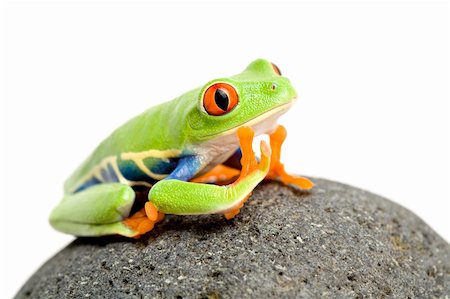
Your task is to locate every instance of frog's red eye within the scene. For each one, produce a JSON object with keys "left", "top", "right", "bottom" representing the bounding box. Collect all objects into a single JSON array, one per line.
[
  {"left": 271, "top": 63, "right": 282, "bottom": 76},
  {"left": 203, "top": 83, "right": 239, "bottom": 116}
]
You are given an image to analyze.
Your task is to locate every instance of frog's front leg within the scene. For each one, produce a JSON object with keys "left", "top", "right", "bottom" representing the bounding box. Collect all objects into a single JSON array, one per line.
[
  {"left": 148, "top": 127, "right": 271, "bottom": 219},
  {"left": 266, "top": 125, "right": 314, "bottom": 190}
]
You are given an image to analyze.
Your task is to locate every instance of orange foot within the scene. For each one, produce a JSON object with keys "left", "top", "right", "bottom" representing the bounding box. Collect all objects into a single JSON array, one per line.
[
  {"left": 123, "top": 202, "right": 165, "bottom": 238},
  {"left": 266, "top": 125, "right": 314, "bottom": 190},
  {"left": 223, "top": 126, "right": 261, "bottom": 220},
  {"left": 191, "top": 164, "right": 240, "bottom": 185}
]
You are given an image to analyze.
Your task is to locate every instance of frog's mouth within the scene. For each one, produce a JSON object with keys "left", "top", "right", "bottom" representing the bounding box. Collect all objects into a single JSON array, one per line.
[{"left": 215, "top": 101, "right": 295, "bottom": 138}]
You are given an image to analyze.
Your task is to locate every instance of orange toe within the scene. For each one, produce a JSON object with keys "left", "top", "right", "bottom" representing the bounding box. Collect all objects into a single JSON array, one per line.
[
  {"left": 224, "top": 209, "right": 240, "bottom": 220},
  {"left": 137, "top": 219, "right": 155, "bottom": 234},
  {"left": 223, "top": 193, "right": 252, "bottom": 219},
  {"left": 145, "top": 202, "right": 159, "bottom": 222},
  {"left": 155, "top": 211, "right": 165, "bottom": 223},
  {"left": 123, "top": 202, "right": 162, "bottom": 237},
  {"left": 266, "top": 125, "right": 314, "bottom": 190}
]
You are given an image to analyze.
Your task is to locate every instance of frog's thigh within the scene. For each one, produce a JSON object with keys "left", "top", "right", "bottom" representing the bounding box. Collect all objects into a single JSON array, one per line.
[
  {"left": 49, "top": 183, "right": 137, "bottom": 237},
  {"left": 149, "top": 178, "right": 255, "bottom": 215}
]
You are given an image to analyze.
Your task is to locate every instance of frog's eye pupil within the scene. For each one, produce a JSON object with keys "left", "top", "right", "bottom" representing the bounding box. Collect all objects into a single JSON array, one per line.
[{"left": 215, "top": 89, "right": 229, "bottom": 111}]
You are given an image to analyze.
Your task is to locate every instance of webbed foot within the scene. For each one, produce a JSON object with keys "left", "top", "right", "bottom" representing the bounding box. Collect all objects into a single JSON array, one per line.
[
  {"left": 266, "top": 125, "right": 314, "bottom": 190},
  {"left": 122, "top": 202, "right": 165, "bottom": 238}
]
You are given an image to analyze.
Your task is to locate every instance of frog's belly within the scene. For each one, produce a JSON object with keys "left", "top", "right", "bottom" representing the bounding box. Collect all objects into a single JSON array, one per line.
[{"left": 195, "top": 144, "right": 240, "bottom": 177}]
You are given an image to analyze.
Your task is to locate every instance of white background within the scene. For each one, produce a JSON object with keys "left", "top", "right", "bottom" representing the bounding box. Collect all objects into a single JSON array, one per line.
[{"left": 1, "top": 1, "right": 449, "bottom": 297}]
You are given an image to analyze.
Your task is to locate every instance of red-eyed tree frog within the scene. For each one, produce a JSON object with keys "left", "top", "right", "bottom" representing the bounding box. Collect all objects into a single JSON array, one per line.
[{"left": 49, "top": 59, "right": 314, "bottom": 238}]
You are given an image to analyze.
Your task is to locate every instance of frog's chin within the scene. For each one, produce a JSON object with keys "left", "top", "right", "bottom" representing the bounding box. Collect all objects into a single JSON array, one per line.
[{"left": 220, "top": 101, "right": 294, "bottom": 137}]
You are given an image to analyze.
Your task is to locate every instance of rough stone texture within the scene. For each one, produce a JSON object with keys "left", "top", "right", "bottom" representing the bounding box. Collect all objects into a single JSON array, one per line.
[{"left": 16, "top": 179, "right": 450, "bottom": 298}]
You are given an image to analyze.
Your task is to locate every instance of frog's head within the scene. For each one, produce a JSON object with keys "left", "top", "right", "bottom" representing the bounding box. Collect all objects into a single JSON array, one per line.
[{"left": 187, "top": 59, "right": 297, "bottom": 142}]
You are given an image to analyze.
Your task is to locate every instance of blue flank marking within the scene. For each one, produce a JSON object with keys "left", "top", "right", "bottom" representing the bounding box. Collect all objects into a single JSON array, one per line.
[
  {"left": 117, "top": 160, "right": 153, "bottom": 183},
  {"left": 75, "top": 164, "right": 119, "bottom": 193},
  {"left": 165, "top": 156, "right": 201, "bottom": 181},
  {"left": 74, "top": 156, "right": 184, "bottom": 193},
  {"left": 74, "top": 177, "right": 102, "bottom": 193},
  {"left": 150, "top": 158, "right": 179, "bottom": 176},
  {"left": 101, "top": 164, "right": 119, "bottom": 183},
  {"left": 118, "top": 158, "right": 179, "bottom": 183}
]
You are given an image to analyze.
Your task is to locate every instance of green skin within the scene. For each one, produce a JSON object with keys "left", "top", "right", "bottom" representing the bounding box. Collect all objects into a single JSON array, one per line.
[{"left": 49, "top": 59, "right": 297, "bottom": 237}]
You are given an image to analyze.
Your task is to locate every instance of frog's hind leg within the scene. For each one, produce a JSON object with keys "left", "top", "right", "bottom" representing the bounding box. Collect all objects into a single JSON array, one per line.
[{"left": 49, "top": 183, "right": 158, "bottom": 238}]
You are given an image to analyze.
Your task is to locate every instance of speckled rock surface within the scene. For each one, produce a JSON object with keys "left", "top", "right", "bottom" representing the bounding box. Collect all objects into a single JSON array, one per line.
[{"left": 16, "top": 179, "right": 450, "bottom": 298}]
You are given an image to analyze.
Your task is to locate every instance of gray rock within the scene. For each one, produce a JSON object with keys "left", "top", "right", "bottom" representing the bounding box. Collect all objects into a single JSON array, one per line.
[{"left": 16, "top": 179, "right": 450, "bottom": 298}]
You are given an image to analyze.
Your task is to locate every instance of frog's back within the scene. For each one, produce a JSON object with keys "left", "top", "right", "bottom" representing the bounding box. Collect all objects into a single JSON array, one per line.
[{"left": 64, "top": 92, "right": 196, "bottom": 194}]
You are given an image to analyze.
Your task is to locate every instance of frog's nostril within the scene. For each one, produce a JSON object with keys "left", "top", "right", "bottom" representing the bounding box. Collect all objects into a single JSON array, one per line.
[{"left": 271, "top": 83, "right": 277, "bottom": 90}]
